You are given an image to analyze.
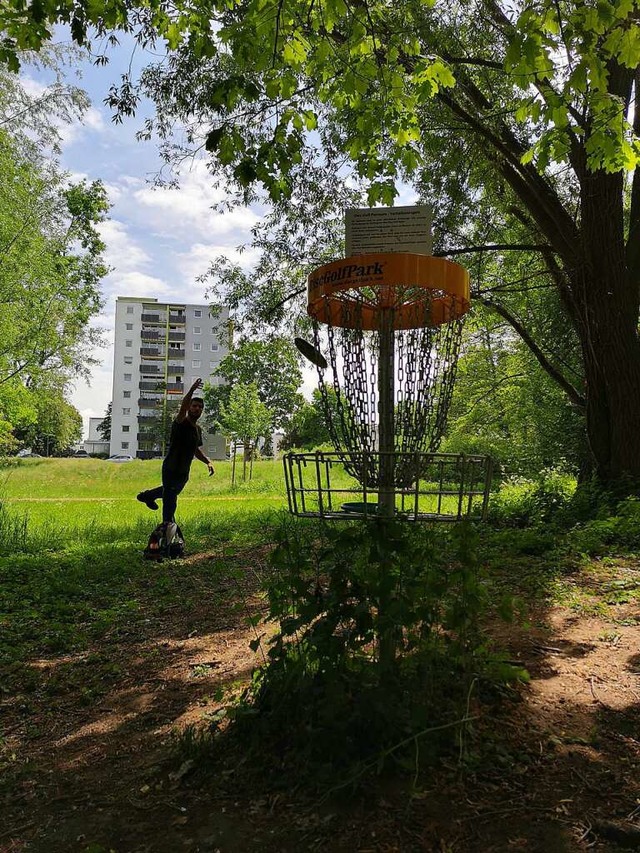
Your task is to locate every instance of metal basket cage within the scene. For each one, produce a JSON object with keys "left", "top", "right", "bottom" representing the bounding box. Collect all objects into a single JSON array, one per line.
[{"left": 283, "top": 450, "right": 493, "bottom": 522}]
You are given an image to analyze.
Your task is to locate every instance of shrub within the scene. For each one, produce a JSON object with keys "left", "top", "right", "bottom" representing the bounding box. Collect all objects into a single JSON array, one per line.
[
  {"left": 488, "top": 469, "right": 576, "bottom": 528},
  {"left": 567, "top": 497, "right": 640, "bottom": 555},
  {"left": 227, "top": 518, "right": 506, "bottom": 785}
]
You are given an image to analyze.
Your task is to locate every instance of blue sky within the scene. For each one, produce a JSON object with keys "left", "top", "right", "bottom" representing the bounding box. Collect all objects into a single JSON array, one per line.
[{"left": 22, "top": 39, "right": 263, "bottom": 437}]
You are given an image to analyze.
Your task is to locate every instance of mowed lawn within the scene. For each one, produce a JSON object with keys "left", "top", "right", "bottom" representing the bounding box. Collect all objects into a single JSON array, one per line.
[{"left": 1, "top": 457, "right": 289, "bottom": 531}]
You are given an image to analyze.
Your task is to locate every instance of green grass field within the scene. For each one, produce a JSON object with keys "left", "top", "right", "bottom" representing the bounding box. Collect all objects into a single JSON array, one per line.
[
  {"left": 0, "top": 455, "right": 491, "bottom": 551},
  {"left": 0, "top": 457, "right": 295, "bottom": 679},
  {"left": 0, "top": 457, "right": 289, "bottom": 547}
]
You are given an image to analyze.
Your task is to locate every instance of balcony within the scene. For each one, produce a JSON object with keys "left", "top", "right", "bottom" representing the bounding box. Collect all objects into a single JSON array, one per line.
[
  {"left": 167, "top": 382, "right": 184, "bottom": 393},
  {"left": 141, "top": 329, "right": 162, "bottom": 341},
  {"left": 138, "top": 414, "right": 158, "bottom": 422},
  {"left": 167, "top": 331, "right": 185, "bottom": 342},
  {"left": 167, "top": 348, "right": 184, "bottom": 359},
  {"left": 169, "top": 313, "right": 186, "bottom": 324},
  {"left": 166, "top": 363, "right": 183, "bottom": 374},
  {"left": 138, "top": 397, "right": 162, "bottom": 408},
  {"left": 140, "top": 347, "right": 162, "bottom": 358},
  {"left": 139, "top": 380, "right": 164, "bottom": 391},
  {"left": 140, "top": 364, "right": 162, "bottom": 374},
  {"left": 141, "top": 313, "right": 166, "bottom": 324}
]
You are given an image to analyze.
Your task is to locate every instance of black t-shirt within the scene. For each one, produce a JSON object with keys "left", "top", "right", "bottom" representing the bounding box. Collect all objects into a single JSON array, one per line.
[{"left": 164, "top": 418, "right": 203, "bottom": 474}]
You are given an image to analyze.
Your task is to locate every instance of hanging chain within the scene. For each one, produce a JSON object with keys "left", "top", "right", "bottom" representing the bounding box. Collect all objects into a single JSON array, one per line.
[{"left": 314, "top": 287, "right": 464, "bottom": 487}]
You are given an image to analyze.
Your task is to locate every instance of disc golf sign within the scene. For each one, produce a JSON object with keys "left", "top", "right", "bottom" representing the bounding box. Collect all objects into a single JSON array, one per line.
[{"left": 345, "top": 205, "right": 432, "bottom": 256}]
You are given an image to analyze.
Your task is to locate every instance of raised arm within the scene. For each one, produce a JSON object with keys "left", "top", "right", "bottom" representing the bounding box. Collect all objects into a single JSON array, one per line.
[{"left": 175, "top": 378, "right": 203, "bottom": 423}]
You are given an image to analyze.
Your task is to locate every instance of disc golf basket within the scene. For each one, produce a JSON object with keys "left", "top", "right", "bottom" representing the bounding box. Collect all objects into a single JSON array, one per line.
[{"left": 284, "top": 252, "right": 493, "bottom": 521}]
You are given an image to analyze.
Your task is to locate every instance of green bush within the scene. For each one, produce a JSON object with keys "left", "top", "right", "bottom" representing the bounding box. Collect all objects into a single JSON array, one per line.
[
  {"left": 488, "top": 469, "right": 576, "bottom": 528},
  {"left": 567, "top": 497, "right": 640, "bottom": 555},
  {"left": 228, "top": 518, "right": 508, "bottom": 784}
]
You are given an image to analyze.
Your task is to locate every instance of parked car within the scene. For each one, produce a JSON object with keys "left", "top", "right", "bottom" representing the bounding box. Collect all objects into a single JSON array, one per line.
[
  {"left": 17, "top": 450, "right": 42, "bottom": 458},
  {"left": 72, "top": 450, "right": 90, "bottom": 458},
  {"left": 106, "top": 454, "right": 134, "bottom": 463}
]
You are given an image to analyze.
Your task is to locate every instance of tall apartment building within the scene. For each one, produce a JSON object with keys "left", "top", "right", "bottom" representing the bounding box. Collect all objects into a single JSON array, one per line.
[{"left": 110, "top": 297, "right": 230, "bottom": 460}]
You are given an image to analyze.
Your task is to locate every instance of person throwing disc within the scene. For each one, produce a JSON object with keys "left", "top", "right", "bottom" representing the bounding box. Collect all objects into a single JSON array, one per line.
[{"left": 137, "top": 378, "right": 214, "bottom": 523}]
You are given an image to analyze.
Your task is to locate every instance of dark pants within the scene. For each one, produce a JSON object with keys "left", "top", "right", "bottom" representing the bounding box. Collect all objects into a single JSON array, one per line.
[{"left": 145, "top": 463, "right": 189, "bottom": 523}]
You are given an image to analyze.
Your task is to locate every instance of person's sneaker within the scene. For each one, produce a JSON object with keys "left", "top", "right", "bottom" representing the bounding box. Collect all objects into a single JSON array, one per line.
[{"left": 137, "top": 491, "right": 159, "bottom": 510}]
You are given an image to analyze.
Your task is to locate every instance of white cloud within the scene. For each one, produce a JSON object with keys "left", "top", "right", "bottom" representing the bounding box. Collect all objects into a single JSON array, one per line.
[
  {"left": 174, "top": 242, "right": 261, "bottom": 298},
  {"left": 98, "top": 219, "right": 152, "bottom": 273},
  {"left": 83, "top": 106, "right": 106, "bottom": 132},
  {"left": 19, "top": 74, "right": 107, "bottom": 147},
  {"left": 107, "top": 271, "right": 172, "bottom": 299},
  {"left": 133, "top": 161, "right": 260, "bottom": 241}
]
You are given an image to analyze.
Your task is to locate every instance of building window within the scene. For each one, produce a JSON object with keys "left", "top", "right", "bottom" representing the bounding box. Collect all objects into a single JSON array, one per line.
[
  {"left": 211, "top": 343, "right": 219, "bottom": 352},
  {"left": 192, "top": 359, "right": 201, "bottom": 368},
  {"left": 193, "top": 342, "right": 201, "bottom": 351},
  {"left": 210, "top": 361, "right": 217, "bottom": 369},
  {"left": 122, "top": 425, "right": 130, "bottom": 433},
  {"left": 122, "top": 441, "right": 129, "bottom": 449},
  {"left": 124, "top": 356, "right": 133, "bottom": 364},
  {"left": 194, "top": 309, "right": 202, "bottom": 318},
  {"left": 126, "top": 323, "right": 133, "bottom": 330},
  {"left": 122, "top": 407, "right": 130, "bottom": 415},
  {"left": 193, "top": 326, "right": 201, "bottom": 334},
  {"left": 126, "top": 305, "right": 134, "bottom": 314},
  {"left": 124, "top": 373, "right": 131, "bottom": 381},
  {"left": 125, "top": 340, "right": 132, "bottom": 347},
  {"left": 123, "top": 390, "right": 131, "bottom": 398}
]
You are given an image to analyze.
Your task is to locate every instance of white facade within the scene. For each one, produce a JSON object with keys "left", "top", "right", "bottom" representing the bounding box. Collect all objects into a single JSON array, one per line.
[
  {"left": 84, "top": 416, "right": 110, "bottom": 455},
  {"left": 110, "top": 297, "right": 230, "bottom": 459}
]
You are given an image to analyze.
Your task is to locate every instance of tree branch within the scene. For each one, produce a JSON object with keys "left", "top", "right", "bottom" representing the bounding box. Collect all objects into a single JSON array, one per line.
[
  {"left": 436, "top": 89, "right": 580, "bottom": 263},
  {"left": 434, "top": 243, "right": 549, "bottom": 257},
  {"left": 479, "top": 295, "right": 585, "bottom": 410},
  {"left": 440, "top": 53, "right": 503, "bottom": 71}
]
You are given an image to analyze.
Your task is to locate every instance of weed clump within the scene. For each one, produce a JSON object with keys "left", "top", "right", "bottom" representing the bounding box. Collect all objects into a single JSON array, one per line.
[{"left": 216, "top": 518, "right": 521, "bottom": 789}]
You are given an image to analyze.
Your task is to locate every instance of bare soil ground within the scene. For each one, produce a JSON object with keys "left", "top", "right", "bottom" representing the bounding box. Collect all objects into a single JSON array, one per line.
[{"left": 2, "top": 548, "right": 640, "bottom": 853}]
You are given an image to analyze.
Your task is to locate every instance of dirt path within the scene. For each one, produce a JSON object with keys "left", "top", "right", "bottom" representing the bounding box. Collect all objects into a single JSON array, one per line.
[{"left": 2, "top": 551, "right": 640, "bottom": 852}]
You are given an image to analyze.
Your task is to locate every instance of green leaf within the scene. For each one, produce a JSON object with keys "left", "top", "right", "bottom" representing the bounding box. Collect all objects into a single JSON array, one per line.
[
  {"left": 234, "top": 159, "right": 258, "bottom": 185},
  {"left": 617, "top": 26, "right": 640, "bottom": 67},
  {"left": 165, "top": 22, "right": 182, "bottom": 50},
  {"left": 205, "top": 127, "right": 224, "bottom": 152}
]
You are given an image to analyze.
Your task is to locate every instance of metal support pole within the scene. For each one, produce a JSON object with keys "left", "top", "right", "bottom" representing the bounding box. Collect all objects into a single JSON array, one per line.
[
  {"left": 378, "top": 308, "right": 395, "bottom": 516},
  {"left": 377, "top": 307, "right": 397, "bottom": 675}
]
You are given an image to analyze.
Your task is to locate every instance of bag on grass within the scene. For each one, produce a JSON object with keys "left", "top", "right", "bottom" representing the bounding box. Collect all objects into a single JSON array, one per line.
[{"left": 143, "top": 521, "right": 185, "bottom": 561}]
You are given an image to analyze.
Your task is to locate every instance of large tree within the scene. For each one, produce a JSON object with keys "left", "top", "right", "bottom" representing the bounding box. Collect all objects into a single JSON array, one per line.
[
  {"left": 4, "top": 0, "right": 640, "bottom": 487},
  {"left": 203, "top": 337, "right": 304, "bottom": 431},
  {"left": 0, "top": 62, "right": 108, "bottom": 448},
  {"left": 0, "top": 125, "right": 108, "bottom": 388},
  {"left": 14, "top": 386, "right": 83, "bottom": 455}
]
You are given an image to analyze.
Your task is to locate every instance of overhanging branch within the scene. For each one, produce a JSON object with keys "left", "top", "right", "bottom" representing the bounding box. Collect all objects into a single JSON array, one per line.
[
  {"left": 480, "top": 295, "right": 586, "bottom": 410},
  {"left": 434, "top": 243, "right": 549, "bottom": 257}
]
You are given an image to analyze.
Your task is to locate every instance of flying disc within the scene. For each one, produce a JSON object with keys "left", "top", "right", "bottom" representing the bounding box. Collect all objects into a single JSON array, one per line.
[{"left": 294, "top": 337, "right": 328, "bottom": 369}]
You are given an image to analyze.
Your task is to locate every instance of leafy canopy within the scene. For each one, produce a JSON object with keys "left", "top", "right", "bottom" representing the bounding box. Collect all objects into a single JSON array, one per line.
[
  {"left": 205, "top": 337, "right": 304, "bottom": 430},
  {"left": 2, "top": 0, "right": 639, "bottom": 202}
]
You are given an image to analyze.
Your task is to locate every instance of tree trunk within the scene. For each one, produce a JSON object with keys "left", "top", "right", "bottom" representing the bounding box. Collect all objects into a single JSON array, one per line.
[
  {"left": 581, "top": 318, "right": 640, "bottom": 485},
  {"left": 574, "top": 169, "right": 640, "bottom": 487}
]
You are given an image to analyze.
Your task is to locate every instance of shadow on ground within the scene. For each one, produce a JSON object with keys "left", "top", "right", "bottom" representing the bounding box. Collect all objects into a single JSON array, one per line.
[{"left": 2, "top": 546, "right": 640, "bottom": 852}]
